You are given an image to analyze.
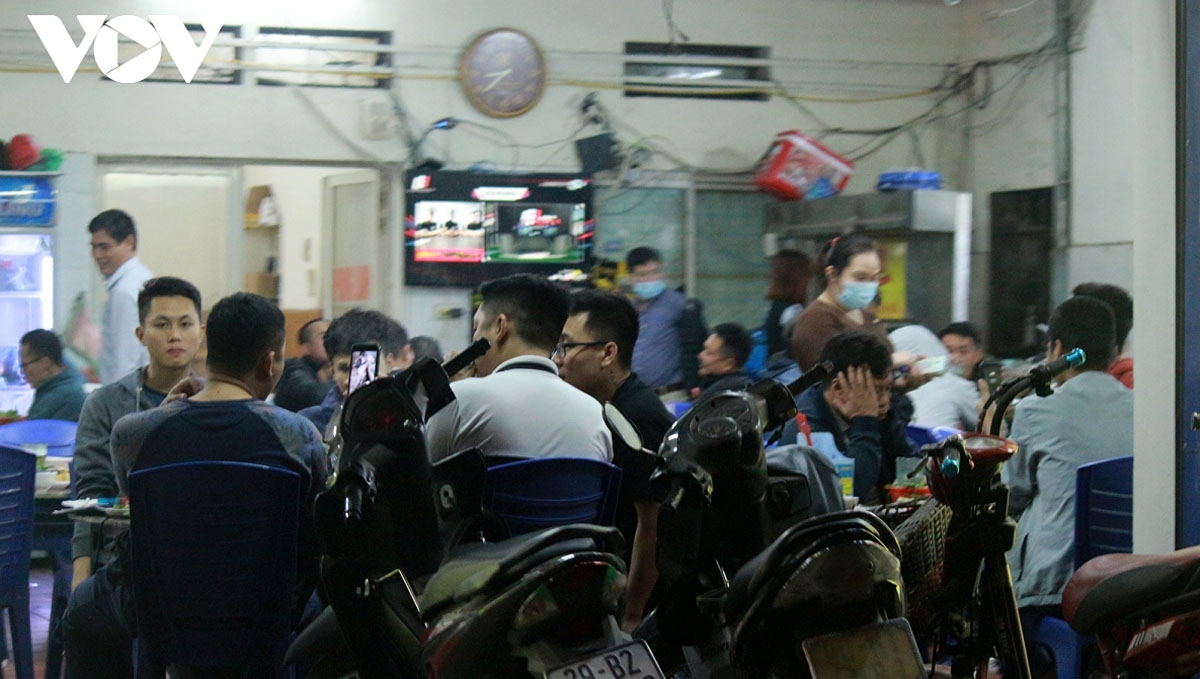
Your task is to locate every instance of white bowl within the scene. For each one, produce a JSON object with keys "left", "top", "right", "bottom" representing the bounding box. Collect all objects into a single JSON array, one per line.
[{"left": 35, "top": 470, "right": 57, "bottom": 491}]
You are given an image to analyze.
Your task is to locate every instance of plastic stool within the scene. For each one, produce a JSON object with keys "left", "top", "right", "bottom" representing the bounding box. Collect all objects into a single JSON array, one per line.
[{"left": 1036, "top": 615, "right": 1089, "bottom": 679}]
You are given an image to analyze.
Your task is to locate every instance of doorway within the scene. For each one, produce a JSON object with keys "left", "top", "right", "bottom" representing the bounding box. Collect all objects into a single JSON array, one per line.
[{"left": 987, "top": 188, "right": 1053, "bottom": 359}]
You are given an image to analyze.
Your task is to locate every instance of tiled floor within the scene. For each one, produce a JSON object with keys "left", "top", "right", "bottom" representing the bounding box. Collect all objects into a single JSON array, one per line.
[{"left": 0, "top": 561, "right": 56, "bottom": 679}]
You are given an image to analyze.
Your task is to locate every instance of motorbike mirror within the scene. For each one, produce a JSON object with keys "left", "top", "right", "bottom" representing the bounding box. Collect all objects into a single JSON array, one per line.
[{"left": 603, "top": 402, "right": 643, "bottom": 452}]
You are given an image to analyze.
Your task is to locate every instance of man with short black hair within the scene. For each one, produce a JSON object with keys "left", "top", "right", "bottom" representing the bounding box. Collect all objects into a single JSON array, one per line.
[
  {"left": 694, "top": 322, "right": 754, "bottom": 400},
  {"left": 779, "top": 330, "right": 918, "bottom": 505},
  {"left": 298, "top": 309, "right": 412, "bottom": 435},
  {"left": 274, "top": 317, "right": 331, "bottom": 412},
  {"left": 89, "top": 209, "right": 153, "bottom": 384},
  {"left": 938, "top": 321, "right": 987, "bottom": 382},
  {"left": 71, "top": 276, "right": 205, "bottom": 593},
  {"left": 1003, "top": 295, "right": 1133, "bottom": 675},
  {"left": 1004, "top": 296, "right": 1132, "bottom": 612},
  {"left": 20, "top": 329, "right": 87, "bottom": 421},
  {"left": 554, "top": 289, "right": 671, "bottom": 630},
  {"left": 64, "top": 276, "right": 207, "bottom": 677},
  {"left": 625, "top": 247, "right": 707, "bottom": 397},
  {"left": 425, "top": 274, "right": 611, "bottom": 463},
  {"left": 1072, "top": 282, "right": 1134, "bottom": 388}
]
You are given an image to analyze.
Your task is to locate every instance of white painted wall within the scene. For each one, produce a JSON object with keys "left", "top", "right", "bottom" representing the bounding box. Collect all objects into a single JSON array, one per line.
[
  {"left": 242, "top": 164, "right": 351, "bottom": 310},
  {"left": 1130, "top": 0, "right": 1175, "bottom": 554},
  {"left": 101, "top": 171, "right": 233, "bottom": 313},
  {"left": 1, "top": 0, "right": 965, "bottom": 186}
]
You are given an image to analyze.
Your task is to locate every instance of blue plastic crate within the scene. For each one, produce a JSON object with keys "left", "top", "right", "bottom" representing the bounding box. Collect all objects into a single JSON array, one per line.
[{"left": 877, "top": 170, "right": 942, "bottom": 191}]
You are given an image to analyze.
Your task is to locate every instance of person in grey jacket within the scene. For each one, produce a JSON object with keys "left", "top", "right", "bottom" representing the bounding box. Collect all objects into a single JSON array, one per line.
[
  {"left": 69, "top": 277, "right": 204, "bottom": 592},
  {"left": 1002, "top": 295, "right": 1132, "bottom": 672}
]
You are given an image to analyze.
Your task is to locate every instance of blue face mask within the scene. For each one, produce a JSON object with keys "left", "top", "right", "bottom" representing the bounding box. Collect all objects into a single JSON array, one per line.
[
  {"left": 838, "top": 281, "right": 879, "bottom": 310},
  {"left": 632, "top": 280, "right": 666, "bottom": 300}
]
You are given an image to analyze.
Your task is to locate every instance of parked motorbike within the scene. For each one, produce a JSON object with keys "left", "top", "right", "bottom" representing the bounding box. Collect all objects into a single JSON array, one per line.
[
  {"left": 289, "top": 340, "right": 662, "bottom": 679},
  {"left": 1062, "top": 534, "right": 1200, "bottom": 675},
  {"left": 916, "top": 348, "right": 1086, "bottom": 679},
  {"left": 640, "top": 362, "right": 927, "bottom": 678}
]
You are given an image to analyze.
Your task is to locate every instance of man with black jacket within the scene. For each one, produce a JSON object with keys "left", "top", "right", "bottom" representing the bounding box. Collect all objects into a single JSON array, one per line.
[
  {"left": 779, "top": 330, "right": 918, "bottom": 505},
  {"left": 273, "top": 318, "right": 330, "bottom": 412},
  {"left": 553, "top": 288, "right": 673, "bottom": 631}
]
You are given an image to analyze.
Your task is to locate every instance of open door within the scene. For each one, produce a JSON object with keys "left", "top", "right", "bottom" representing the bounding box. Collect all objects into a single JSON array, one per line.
[{"left": 322, "top": 170, "right": 380, "bottom": 317}]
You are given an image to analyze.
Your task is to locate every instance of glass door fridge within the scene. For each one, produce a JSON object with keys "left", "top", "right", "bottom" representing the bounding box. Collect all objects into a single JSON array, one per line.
[{"left": 0, "top": 173, "right": 57, "bottom": 414}]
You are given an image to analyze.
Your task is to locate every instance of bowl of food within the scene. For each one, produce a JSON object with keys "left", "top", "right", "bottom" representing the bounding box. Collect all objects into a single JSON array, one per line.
[{"left": 35, "top": 470, "right": 57, "bottom": 492}]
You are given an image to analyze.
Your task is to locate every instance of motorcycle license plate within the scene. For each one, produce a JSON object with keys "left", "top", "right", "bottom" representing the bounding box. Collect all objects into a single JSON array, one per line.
[
  {"left": 547, "top": 640, "right": 665, "bottom": 679},
  {"left": 802, "top": 618, "right": 926, "bottom": 679}
]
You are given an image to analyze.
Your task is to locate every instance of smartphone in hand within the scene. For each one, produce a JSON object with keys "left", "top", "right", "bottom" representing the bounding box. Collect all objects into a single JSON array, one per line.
[
  {"left": 348, "top": 342, "right": 381, "bottom": 394},
  {"left": 979, "top": 360, "right": 1005, "bottom": 393},
  {"left": 915, "top": 355, "right": 948, "bottom": 377}
]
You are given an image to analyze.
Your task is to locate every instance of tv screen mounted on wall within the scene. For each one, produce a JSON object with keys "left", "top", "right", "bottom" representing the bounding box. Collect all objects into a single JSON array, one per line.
[{"left": 404, "top": 171, "right": 595, "bottom": 287}]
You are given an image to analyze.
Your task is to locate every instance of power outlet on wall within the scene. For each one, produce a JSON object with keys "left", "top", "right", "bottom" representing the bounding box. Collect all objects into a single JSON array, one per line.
[{"left": 360, "top": 96, "right": 395, "bottom": 141}]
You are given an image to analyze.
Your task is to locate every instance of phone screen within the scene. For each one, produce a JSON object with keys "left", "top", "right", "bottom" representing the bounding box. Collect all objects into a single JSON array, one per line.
[
  {"left": 981, "top": 363, "right": 1004, "bottom": 393},
  {"left": 348, "top": 344, "right": 381, "bottom": 394}
]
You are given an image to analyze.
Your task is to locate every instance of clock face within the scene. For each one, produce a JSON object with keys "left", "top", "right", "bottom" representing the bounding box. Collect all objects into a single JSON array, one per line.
[{"left": 459, "top": 28, "right": 547, "bottom": 118}]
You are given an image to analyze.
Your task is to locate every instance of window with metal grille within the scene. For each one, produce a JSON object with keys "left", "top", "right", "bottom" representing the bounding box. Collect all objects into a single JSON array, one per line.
[
  {"left": 112, "top": 24, "right": 241, "bottom": 84},
  {"left": 254, "top": 27, "right": 392, "bottom": 89},
  {"left": 623, "top": 42, "right": 771, "bottom": 101}
]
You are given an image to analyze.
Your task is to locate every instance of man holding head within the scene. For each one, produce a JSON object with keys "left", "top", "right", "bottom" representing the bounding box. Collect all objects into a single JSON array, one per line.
[
  {"left": 274, "top": 317, "right": 332, "bottom": 412},
  {"left": 89, "top": 209, "right": 154, "bottom": 385},
  {"left": 298, "top": 309, "right": 412, "bottom": 436},
  {"left": 779, "top": 329, "right": 918, "bottom": 505},
  {"left": 19, "top": 329, "right": 87, "bottom": 421},
  {"left": 425, "top": 273, "right": 611, "bottom": 464},
  {"left": 1003, "top": 295, "right": 1133, "bottom": 614},
  {"left": 553, "top": 289, "right": 672, "bottom": 630}
]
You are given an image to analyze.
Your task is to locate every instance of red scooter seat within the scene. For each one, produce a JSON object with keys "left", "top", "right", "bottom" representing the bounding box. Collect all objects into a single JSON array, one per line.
[{"left": 1063, "top": 546, "right": 1200, "bottom": 634}]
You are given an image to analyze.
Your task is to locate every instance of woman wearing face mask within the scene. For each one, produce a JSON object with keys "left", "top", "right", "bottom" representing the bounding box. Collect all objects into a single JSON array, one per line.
[{"left": 790, "top": 233, "right": 891, "bottom": 372}]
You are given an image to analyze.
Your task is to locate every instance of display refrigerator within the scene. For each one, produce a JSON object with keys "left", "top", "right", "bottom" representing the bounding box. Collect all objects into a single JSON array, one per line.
[{"left": 0, "top": 173, "right": 57, "bottom": 415}]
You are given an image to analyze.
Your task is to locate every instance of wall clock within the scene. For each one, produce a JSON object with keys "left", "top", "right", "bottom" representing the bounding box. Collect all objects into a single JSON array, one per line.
[{"left": 459, "top": 28, "right": 547, "bottom": 118}]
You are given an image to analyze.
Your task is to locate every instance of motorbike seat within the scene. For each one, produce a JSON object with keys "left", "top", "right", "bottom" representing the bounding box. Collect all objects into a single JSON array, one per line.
[
  {"left": 419, "top": 524, "right": 622, "bottom": 620},
  {"left": 1063, "top": 545, "right": 1200, "bottom": 634},
  {"left": 724, "top": 510, "right": 899, "bottom": 622}
]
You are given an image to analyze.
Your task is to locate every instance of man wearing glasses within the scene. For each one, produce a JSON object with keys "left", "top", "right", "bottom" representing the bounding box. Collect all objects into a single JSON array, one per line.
[
  {"left": 424, "top": 274, "right": 611, "bottom": 464},
  {"left": 553, "top": 288, "right": 672, "bottom": 631},
  {"left": 779, "top": 329, "right": 919, "bottom": 505},
  {"left": 19, "top": 329, "right": 87, "bottom": 421}
]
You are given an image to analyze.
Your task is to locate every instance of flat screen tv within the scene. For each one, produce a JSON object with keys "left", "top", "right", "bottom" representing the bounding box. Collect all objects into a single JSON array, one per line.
[{"left": 404, "top": 171, "right": 595, "bottom": 287}]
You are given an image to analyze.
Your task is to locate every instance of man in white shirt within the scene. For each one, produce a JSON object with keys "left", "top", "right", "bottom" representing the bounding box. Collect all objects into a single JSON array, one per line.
[
  {"left": 89, "top": 209, "right": 153, "bottom": 384},
  {"left": 425, "top": 274, "right": 612, "bottom": 464}
]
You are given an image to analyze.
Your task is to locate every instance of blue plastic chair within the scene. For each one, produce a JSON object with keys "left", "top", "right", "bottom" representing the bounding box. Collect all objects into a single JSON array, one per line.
[
  {"left": 1036, "top": 455, "right": 1133, "bottom": 679},
  {"left": 483, "top": 457, "right": 622, "bottom": 537},
  {"left": 39, "top": 458, "right": 77, "bottom": 679},
  {"left": 128, "top": 461, "right": 302, "bottom": 677},
  {"left": 0, "top": 444, "right": 38, "bottom": 679},
  {"left": 905, "top": 424, "right": 961, "bottom": 448},
  {"left": 0, "top": 419, "right": 78, "bottom": 457}
]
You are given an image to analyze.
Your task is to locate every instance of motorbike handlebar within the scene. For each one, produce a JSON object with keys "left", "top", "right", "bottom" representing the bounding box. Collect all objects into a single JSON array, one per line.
[
  {"left": 344, "top": 483, "right": 365, "bottom": 525},
  {"left": 977, "top": 348, "right": 1085, "bottom": 435},
  {"left": 441, "top": 337, "right": 491, "bottom": 378},
  {"left": 785, "top": 360, "right": 833, "bottom": 398}
]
